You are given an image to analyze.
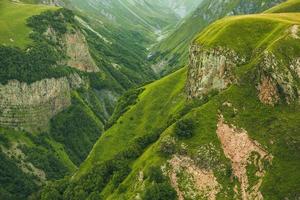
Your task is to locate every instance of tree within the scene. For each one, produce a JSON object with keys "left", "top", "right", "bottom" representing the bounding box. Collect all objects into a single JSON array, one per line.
[
  {"left": 174, "top": 119, "right": 195, "bottom": 139},
  {"left": 159, "top": 136, "right": 176, "bottom": 156},
  {"left": 143, "top": 182, "right": 177, "bottom": 200},
  {"left": 148, "top": 166, "right": 165, "bottom": 183}
]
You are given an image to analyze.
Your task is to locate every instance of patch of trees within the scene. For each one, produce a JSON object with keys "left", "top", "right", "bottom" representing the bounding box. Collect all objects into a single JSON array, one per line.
[
  {"left": 159, "top": 136, "right": 177, "bottom": 156},
  {"left": 0, "top": 134, "right": 9, "bottom": 148},
  {"left": 0, "top": 9, "right": 78, "bottom": 85},
  {"left": 0, "top": 44, "right": 72, "bottom": 84},
  {"left": 0, "top": 152, "right": 38, "bottom": 200},
  {"left": 174, "top": 119, "right": 195, "bottom": 139},
  {"left": 27, "top": 8, "right": 75, "bottom": 35},
  {"left": 21, "top": 144, "right": 69, "bottom": 180},
  {"left": 49, "top": 96, "right": 103, "bottom": 166},
  {"left": 38, "top": 128, "right": 165, "bottom": 199},
  {"left": 143, "top": 182, "right": 177, "bottom": 200},
  {"left": 143, "top": 166, "right": 177, "bottom": 200}
]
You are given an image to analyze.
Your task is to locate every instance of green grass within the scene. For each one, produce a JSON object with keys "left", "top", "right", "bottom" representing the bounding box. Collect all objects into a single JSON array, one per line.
[
  {"left": 195, "top": 13, "right": 300, "bottom": 57},
  {"left": 46, "top": 139, "right": 77, "bottom": 172},
  {"left": 265, "top": 0, "right": 300, "bottom": 13},
  {"left": 0, "top": 0, "right": 57, "bottom": 47}
]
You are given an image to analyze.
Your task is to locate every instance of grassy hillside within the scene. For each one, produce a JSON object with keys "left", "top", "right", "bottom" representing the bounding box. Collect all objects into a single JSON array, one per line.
[
  {"left": 66, "top": 0, "right": 201, "bottom": 36},
  {"left": 265, "top": 0, "right": 300, "bottom": 13},
  {"left": 39, "top": 9, "right": 300, "bottom": 200},
  {"left": 195, "top": 13, "right": 300, "bottom": 55},
  {"left": 76, "top": 67, "right": 187, "bottom": 178},
  {"left": 0, "top": 0, "right": 57, "bottom": 47}
]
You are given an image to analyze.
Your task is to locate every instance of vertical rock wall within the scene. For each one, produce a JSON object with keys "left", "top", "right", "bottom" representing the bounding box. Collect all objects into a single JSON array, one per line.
[
  {"left": 186, "top": 44, "right": 243, "bottom": 99},
  {"left": 0, "top": 77, "right": 71, "bottom": 132}
]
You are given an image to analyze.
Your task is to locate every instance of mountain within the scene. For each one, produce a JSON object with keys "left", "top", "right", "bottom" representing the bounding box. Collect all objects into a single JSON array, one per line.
[
  {"left": 1, "top": 0, "right": 300, "bottom": 199},
  {"left": 150, "top": 0, "right": 285, "bottom": 75},
  {"left": 150, "top": 0, "right": 203, "bottom": 17},
  {"left": 19, "top": 0, "right": 197, "bottom": 41},
  {"left": 41, "top": 0, "right": 203, "bottom": 41},
  {"left": 36, "top": 1, "right": 300, "bottom": 199}
]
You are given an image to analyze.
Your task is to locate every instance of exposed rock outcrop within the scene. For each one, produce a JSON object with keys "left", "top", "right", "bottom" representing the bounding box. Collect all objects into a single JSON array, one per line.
[
  {"left": 167, "top": 155, "right": 221, "bottom": 200},
  {"left": 258, "top": 51, "right": 299, "bottom": 104},
  {"left": 64, "top": 30, "right": 99, "bottom": 72},
  {"left": 290, "top": 25, "right": 300, "bottom": 39},
  {"left": 186, "top": 44, "right": 244, "bottom": 99},
  {"left": 44, "top": 27, "right": 99, "bottom": 72},
  {"left": 290, "top": 58, "right": 300, "bottom": 78},
  {"left": 217, "top": 116, "right": 272, "bottom": 200},
  {"left": 0, "top": 77, "right": 77, "bottom": 132},
  {"left": 2, "top": 143, "right": 46, "bottom": 182},
  {"left": 186, "top": 43, "right": 299, "bottom": 105},
  {"left": 258, "top": 76, "right": 280, "bottom": 106}
]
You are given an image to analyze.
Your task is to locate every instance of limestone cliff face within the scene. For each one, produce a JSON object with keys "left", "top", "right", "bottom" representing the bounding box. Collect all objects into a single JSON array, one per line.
[
  {"left": 44, "top": 27, "right": 99, "bottom": 73},
  {"left": 186, "top": 44, "right": 244, "bottom": 99},
  {"left": 257, "top": 51, "right": 300, "bottom": 105},
  {"left": 186, "top": 43, "right": 299, "bottom": 105},
  {"left": 0, "top": 75, "right": 83, "bottom": 133},
  {"left": 64, "top": 30, "right": 99, "bottom": 72}
]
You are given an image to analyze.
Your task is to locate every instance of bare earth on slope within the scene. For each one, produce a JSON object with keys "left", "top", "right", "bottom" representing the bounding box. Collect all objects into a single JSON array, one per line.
[
  {"left": 217, "top": 115, "right": 272, "bottom": 200},
  {"left": 167, "top": 155, "right": 220, "bottom": 200}
]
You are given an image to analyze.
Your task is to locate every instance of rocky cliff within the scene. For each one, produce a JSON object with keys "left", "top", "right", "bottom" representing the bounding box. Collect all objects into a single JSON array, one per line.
[
  {"left": 0, "top": 74, "right": 83, "bottom": 133},
  {"left": 186, "top": 19, "right": 300, "bottom": 106},
  {"left": 186, "top": 45, "right": 245, "bottom": 99},
  {"left": 64, "top": 30, "right": 99, "bottom": 72},
  {"left": 44, "top": 26, "right": 99, "bottom": 72},
  {"left": 257, "top": 51, "right": 300, "bottom": 105}
]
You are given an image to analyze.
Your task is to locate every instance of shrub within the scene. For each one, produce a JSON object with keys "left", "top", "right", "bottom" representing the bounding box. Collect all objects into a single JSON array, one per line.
[
  {"left": 159, "top": 136, "right": 176, "bottom": 156},
  {"left": 143, "top": 182, "right": 177, "bottom": 200},
  {"left": 111, "top": 165, "right": 131, "bottom": 187},
  {"left": 174, "top": 119, "right": 195, "bottom": 139},
  {"left": 148, "top": 166, "right": 165, "bottom": 183}
]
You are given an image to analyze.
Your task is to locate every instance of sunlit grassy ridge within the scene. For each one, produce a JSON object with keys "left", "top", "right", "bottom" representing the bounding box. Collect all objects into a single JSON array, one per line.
[
  {"left": 0, "top": 0, "right": 57, "bottom": 47},
  {"left": 265, "top": 0, "right": 300, "bottom": 13},
  {"left": 195, "top": 13, "right": 300, "bottom": 56}
]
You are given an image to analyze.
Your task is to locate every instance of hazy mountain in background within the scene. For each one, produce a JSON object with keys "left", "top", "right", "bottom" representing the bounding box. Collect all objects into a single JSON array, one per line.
[{"left": 57, "top": 0, "right": 202, "bottom": 36}]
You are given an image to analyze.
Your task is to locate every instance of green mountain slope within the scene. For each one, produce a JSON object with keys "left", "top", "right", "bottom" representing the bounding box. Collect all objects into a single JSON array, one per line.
[
  {"left": 39, "top": 5, "right": 300, "bottom": 200},
  {"left": 265, "top": 0, "right": 300, "bottom": 13},
  {"left": 150, "top": 0, "right": 285, "bottom": 75},
  {"left": 63, "top": 0, "right": 203, "bottom": 35},
  {"left": 0, "top": 0, "right": 57, "bottom": 47}
]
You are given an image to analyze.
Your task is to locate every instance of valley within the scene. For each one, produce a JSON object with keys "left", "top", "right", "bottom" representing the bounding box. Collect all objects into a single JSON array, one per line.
[{"left": 0, "top": 0, "right": 300, "bottom": 200}]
